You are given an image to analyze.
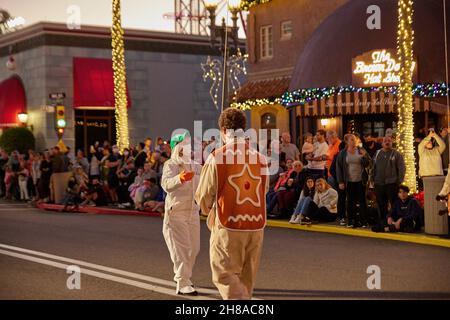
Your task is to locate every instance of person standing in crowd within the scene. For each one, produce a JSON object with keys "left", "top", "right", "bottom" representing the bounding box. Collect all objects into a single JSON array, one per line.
[
  {"left": 372, "top": 185, "right": 423, "bottom": 233},
  {"left": 17, "top": 159, "right": 30, "bottom": 201},
  {"left": 280, "top": 132, "right": 300, "bottom": 161},
  {"left": 50, "top": 147, "right": 64, "bottom": 173},
  {"left": 325, "top": 131, "right": 341, "bottom": 186},
  {"left": 371, "top": 136, "right": 405, "bottom": 223},
  {"left": 329, "top": 140, "right": 347, "bottom": 225},
  {"left": 439, "top": 127, "right": 449, "bottom": 174},
  {"left": 306, "top": 130, "right": 329, "bottom": 179},
  {"left": 155, "top": 137, "right": 164, "bottom": 152},
  {"left": 363, "top": 133, "right": 382, "bottom": 158},
  {"left": 89, "top": 145, "right": 101, "bottom": 179},
  {"left": 195, "top": 108, "right": 268, "bottom": 300},
  {"left": 301, "top": 133, "right": 314, "bottom": 165},
  {"left": 75, "top": 150, "right": 89, "bottom": 175},
  {"left": 161, "top": 133, "right": 201, "bottom": 296},
  {"left": 106, "top": 145, "right": 121, "bottom": 205},
  {"left": 298, "top": 178, "right": 338, "bottom": 225},
  {"left": 336, "top": 134, "right": 371, "bottom": 228},
  {"left": 30, "top": 152, "right": 41, "bottom": 201},
  {"left": 0, "top": 150, "right": 8, "bottom": 197},
  {"left": 144, "top": 137, "right": 154, "bottom": 153},
  {"left": 418, "top": 129, "right": 446, "bottom": 178},
  {"left": 134, "top": 142, "right": 147, "bottom": 169},
  {"left": 38, "top": 152, "right": 52, "bottom": 202},
  {"left": 290, "top": 177, "right": 316, "bottom": 224}
]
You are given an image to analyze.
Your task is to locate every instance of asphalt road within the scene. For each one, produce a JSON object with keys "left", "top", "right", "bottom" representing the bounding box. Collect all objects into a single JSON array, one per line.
[{"left": 1, "top": 202, "right": 450, "bottom": 300}]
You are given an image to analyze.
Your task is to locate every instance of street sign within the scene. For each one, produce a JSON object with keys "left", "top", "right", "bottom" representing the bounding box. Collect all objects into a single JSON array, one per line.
[{"left": 49, "top": 92, "right": 66, "bottom": 100}]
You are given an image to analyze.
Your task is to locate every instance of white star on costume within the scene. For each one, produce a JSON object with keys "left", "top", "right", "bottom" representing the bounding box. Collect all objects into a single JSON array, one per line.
[{"left": 227, "top": 164, "right": 262, "bottom": 207}]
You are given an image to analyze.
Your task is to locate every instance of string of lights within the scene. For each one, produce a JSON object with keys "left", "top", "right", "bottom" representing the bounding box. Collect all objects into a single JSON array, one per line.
[
  {"left": 111, "top": 0, "right": 130, "bottom": 152},
  {"left": 396, "top": 0, "right": 417, "bottom": 193},
  {"left": 240, "top": 0, "right": 272, "bottom": 11}
]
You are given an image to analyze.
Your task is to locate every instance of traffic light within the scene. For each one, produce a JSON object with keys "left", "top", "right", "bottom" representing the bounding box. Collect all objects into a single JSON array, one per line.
[{"left": 55, "top": 105, "right": 66, "bottom": 139}]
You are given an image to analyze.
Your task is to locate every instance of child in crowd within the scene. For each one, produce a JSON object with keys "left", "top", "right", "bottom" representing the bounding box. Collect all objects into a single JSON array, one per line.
[{"left": 301, "top": 133, "right": 314, "bottom": 165}]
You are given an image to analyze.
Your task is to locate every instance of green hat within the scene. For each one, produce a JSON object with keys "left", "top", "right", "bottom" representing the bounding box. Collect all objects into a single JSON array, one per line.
[{"left": 170, "top": 132, "right": 187, "bottom": 149}]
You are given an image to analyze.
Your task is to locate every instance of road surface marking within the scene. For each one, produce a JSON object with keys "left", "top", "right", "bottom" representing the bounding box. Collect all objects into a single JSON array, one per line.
[{"left": 0, "top": 244, "right": 219, "bottom": 300}]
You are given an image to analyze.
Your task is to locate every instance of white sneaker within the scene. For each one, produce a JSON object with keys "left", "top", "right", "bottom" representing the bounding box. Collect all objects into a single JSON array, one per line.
[
  {"left": 289, "top": 214, "right": 297, "bottom": 224},
  {"left": 176, "top": 285, "right": 198, "bottom": 296},
  {"left": 293, "top": 214, "right": 303, "bottom": 224}
]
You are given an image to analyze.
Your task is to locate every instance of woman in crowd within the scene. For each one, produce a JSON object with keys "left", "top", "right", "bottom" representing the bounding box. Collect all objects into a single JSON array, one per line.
[
  {"left": 418, "top": 129, "right": 446, "bottom": 178},
  {"left": 289, "top": 177, "right": 316, "bottom": 224},
  {"left": 29, "top": 151, "right": 41, "bottom": 201},
  {"left": 298, "top": 178, "right": 338, "bottom": 225},
  {"left": 267, "top": 159, "right": 294, "bottom": 217},
  {"left": 88, "top": 145, "right": 101, "bottom": 180},
  {"left": 75, "top": 150, "right": 89, "bottom": 175},
  {"left": 276, "top": 160, "right": 307, "bottom": 218},
  {"left": 38, "top": 152, "right": 52, "bottom": 202},
  {"left": 336, "top": 133, "right": 371, "bottom": 228},
  {"left": 17, "top": 159, "right": 30, "bottom": 201}
]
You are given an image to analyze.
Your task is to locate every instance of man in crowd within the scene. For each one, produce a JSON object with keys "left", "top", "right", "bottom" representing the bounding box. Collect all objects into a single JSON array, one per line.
[
  {"left": 325, "top": 130, "right": 341, "bottom": 187},
  {"left": 280, "top": 132, "right": 300, "bottom": 161},
  {"left": 371, "top": 136, "right": 405, "bottom": 224},
  {"left": 363, "top": 133, "right": 382, "bottom": 158},
  {"left": 306, "top": 130, "right": 329, "bottom": 180},
  {"left": 0, "top": 150, "right": 9, "bottom": 197},
  {"left": 372, "top": 185, "right": 423, "bottom": 233},
  {"left": 439, "top": 127, "right": 449, "bottom": 175}
]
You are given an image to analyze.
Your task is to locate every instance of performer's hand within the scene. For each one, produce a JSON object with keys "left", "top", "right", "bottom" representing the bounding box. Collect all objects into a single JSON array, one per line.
[{"left": 180, "top": 170, "right": 195, "bottom": 183}]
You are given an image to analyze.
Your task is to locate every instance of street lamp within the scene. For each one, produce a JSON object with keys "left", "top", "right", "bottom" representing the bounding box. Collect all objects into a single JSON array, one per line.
[
  {"left": 205, "top": 0, "right": 241, "bottom": 110},
  {"left": 17, "top": 111, "right": 28, "bottom": 126}
]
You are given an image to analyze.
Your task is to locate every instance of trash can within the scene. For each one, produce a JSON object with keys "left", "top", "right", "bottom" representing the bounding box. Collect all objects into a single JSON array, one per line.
[{"left": 423, "top": 176, "right": 449, "bottom": 235}]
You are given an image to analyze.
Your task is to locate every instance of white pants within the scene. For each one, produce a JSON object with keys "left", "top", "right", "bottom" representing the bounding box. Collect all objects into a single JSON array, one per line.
[
  {"left": 19, "top": 179, "right": 29, "bottom": 200},
  {"left": 162, "top": 209, "right": 200, "bottom": 287}
]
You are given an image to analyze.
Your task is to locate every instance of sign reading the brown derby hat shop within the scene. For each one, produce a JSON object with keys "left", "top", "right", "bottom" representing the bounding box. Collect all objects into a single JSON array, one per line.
[{"left": 352, "top": 49, "right": 417, "bottom": 87}]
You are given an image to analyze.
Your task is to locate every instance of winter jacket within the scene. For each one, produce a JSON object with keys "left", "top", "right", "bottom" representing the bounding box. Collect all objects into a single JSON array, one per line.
[
  {"left": 418, "top": 135, "right": 446, "bottom": 177},
  {"left": 371, "top": 149, "right": 406, "bottom": 186},
  {"left": 335, "top": 148, "right": 371, "bottom": 185}
]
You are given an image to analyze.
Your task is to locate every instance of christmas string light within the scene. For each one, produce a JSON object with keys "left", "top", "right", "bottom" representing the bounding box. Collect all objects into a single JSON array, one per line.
[
  {"left": 201, "top": 50, "right": 248, "bottom": 110},
  {"left": 280, "top": 83, "right": 448, "bottom": 107},
  {"left": 396, "top": 0, "right": 416, "bottom": 193},
  {"left": 231, "top": 98, "right": 282, "bottom": 110},
  {"left": 111, "top": 0, "right": 130, "bottom": 152},
  {"left": 240, "top": 0, "right": 272, "bottom": 11}
]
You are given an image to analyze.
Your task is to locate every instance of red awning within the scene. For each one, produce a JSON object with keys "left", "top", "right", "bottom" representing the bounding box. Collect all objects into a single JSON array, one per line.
[
  {"left": 236, "top": 77, "right": 291, "bottom": 102},
  {"left": 73, "top": 57, "right": 131, "bottom": 109},
  {"left": 0, "top": 76, "right": 26, "bottom": 128}
]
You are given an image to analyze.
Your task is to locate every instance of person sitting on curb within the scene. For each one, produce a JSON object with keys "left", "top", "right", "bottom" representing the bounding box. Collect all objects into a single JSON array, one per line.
[
  {"left": 372, "top": 185, "right": 423, "bottom": 233},
  {"left": 298, "top": 178, "right": 338, "bottom": 225}
]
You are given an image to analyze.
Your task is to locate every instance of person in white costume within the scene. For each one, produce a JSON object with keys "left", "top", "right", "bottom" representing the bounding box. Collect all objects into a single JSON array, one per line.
[{"left": 161, "top": 133, "right": 202, "bottom": 296}]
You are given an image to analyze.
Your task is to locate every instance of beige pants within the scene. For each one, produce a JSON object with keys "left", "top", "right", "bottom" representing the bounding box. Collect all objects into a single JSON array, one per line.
[{"left": 209, "top": 214, "right": 264, "bottom": 300}]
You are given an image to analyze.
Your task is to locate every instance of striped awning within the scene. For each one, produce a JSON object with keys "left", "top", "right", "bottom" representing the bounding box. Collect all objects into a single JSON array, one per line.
[{"left": 295, "top": 91, "right": 432, "bottom": 117}]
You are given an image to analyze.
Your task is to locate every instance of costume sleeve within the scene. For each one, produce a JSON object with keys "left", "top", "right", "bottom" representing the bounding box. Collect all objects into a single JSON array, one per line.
[
  {"left": 161, "top": 161, "right": 183, "bottom": 193},
  {"left": 195, "top": 154, "right": 217, "bottom": 217}
]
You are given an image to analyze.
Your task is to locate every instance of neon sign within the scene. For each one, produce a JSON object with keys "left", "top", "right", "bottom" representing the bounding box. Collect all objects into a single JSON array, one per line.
[{"left": 352, "top": 49, "right": 416, "bottom": 87}]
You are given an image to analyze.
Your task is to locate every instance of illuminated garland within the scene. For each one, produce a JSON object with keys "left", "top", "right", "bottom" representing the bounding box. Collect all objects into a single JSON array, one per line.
[
  {"left": 111, "top": 0, "right": 130, "bottom": 151},
  {"left": 280, "top": 83, "right": 448, "bottom": 107},
  {"left": 397, "top": 0, "right": 416, "bottom": 193},
  {"left": 231, "top": 97, "right": 281, "bottom": 110},
  {"left": 240, "top": 0, "right": 272, "bottom": 11}
]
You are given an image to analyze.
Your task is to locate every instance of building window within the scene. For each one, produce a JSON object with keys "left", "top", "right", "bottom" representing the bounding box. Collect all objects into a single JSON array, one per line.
[
  {"left": 281, "top": 21, "right": 292, "bottom": 40},
  {"left": 260, "top": 25, "right": 273, "bottom": 59}
]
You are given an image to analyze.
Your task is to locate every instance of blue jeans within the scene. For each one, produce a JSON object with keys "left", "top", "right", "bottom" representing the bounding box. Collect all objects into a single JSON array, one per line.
[
  {"left": 266, "top": 190, "right": 278, "bottom": 214},
  {"left": 293, "top": 196, "right": 312, "bottom": 215}
]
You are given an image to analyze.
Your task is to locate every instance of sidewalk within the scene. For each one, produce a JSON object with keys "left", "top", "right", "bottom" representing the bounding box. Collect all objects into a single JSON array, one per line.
[{"left": 33, "top": 202, "right": 450, "bottom": 249}]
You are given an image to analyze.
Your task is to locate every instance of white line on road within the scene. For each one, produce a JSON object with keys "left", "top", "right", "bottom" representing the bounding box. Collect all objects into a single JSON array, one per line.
[{"left": 0, "top": 244, "right": 219, "bottom": 300}]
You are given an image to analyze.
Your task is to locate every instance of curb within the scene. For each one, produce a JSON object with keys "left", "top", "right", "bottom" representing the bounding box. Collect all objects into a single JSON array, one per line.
[
  {"left": 266, "top": 220, "right": 450, "bottom": 249},
  {"left": 34, "top": 203, "right": 450, "bottom": 249}
]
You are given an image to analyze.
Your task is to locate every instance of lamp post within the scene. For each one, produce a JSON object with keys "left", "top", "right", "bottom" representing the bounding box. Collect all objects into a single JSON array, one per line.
[
  {"left": 17, "top": 111, "right": 28, "bottom": 127},
  {"left": 204, "top": 0, "right": 241, "bottom": 111}
]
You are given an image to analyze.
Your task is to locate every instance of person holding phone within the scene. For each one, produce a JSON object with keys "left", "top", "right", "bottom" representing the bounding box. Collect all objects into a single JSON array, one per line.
[
  {"left": 161, "top": 133, "right": 201, "bottom": 296},
  {"left": 418, "top": 129, "right": 446, "bottom": 178}
]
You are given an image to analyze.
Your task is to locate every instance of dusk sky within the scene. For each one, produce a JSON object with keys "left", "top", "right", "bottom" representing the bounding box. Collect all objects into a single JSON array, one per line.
[{"left": 1, "top": 0, "right": 246, "bottom": 36}]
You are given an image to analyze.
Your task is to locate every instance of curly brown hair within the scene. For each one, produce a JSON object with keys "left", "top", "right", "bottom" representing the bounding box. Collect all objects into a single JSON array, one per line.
[{"left": 218, "top": 108, "right": 246, "bottom": 131}]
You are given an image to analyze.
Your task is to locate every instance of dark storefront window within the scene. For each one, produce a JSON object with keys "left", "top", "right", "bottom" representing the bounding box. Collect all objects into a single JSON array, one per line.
[{"left": 75, "top": 109, "right": 116, "bottom": 155}]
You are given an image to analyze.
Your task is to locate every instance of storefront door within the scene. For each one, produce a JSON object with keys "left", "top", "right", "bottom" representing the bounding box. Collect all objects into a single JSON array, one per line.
[{"left": 75, "top": 110, "right": 116, "bottom": 154}]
